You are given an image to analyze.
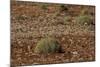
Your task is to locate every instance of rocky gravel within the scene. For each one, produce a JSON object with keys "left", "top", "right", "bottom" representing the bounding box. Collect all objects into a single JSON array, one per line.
[{"left": 11, "top": 1, "right": 95, "bottom": 66}]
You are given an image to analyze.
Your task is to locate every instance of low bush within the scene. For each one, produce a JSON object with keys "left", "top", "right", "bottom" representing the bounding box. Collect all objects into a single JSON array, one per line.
[
  {"left": 75, "top": 15, "right": 93, "bottom": 25},
  {"left": 34, "top": 37, "right": 61, "bottom": 54}
]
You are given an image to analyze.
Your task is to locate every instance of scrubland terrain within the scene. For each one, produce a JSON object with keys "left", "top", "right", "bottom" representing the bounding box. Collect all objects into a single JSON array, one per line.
[{"left": 11, "top": 1, "right": 95, "bottom": 66}]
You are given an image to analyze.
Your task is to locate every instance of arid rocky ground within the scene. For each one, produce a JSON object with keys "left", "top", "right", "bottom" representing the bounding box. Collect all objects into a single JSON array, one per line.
[{"left": 11, "top": 1, "right": 95, "bottom": 66}]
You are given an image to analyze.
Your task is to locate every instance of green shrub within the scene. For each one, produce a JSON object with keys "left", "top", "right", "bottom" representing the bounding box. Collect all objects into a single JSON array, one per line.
[
  {"left": 63, "top": 16, "right": 72, "bottom": 25},
  {"left": 80, "top": 8, "right": 89, "bottom": 15},
  {"left": 34, "top": 37, "right": 61, "bottom": 54},
  {"left": 41, "top": 4, "right": 48, "bottom": 10},
  {"left": 59, "top": 4, "right": 68, "bottom": 12},
  {"left": 75, "top": 15, "right": 93, "bottom": 25}
]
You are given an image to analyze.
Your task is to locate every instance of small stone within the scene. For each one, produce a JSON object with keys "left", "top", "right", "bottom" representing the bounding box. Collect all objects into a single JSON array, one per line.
[
  {"left": 79, "top": 58, "right": 84, "bottom": 61},
  {"left": 17, "top": 57, "right": 21, "bottom": 61},
  {"left": 62, "top": 37, "right": 65, "bottom": 41},
  {"left": 33, "top": 63, "right": 40, "bottom": 64},
  {"left": 18, "top": 41, "right": 21, "bottom": 44},
  {"left": 63, "top": 59, "right": 69, "bottom": 62},
  {"left": 72, "top": 51, "right": 78, "bottom": 55}
]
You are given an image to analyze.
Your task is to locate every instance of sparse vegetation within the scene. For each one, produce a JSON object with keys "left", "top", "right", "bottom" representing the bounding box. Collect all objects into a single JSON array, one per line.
[
  {"left": 75, "top": 15, "right": 93, "bottom": 25},
  {"left": 34, "top": 37, "right": 61, "bottom": 54},
  {"left": 63, "top": 16, "right": 72, "bottom": 24},
  {"left": 11, "top": 1, "right": 95, "bottom": 66},
  {"left": 41, "top": 4, "right": 48, "bottom": 10},
  {"left": 80, "top": 8, "right": 89, "bottom": 15},
  {"left": 59, "top": 4, "right": 68, "bottom": 12}
]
